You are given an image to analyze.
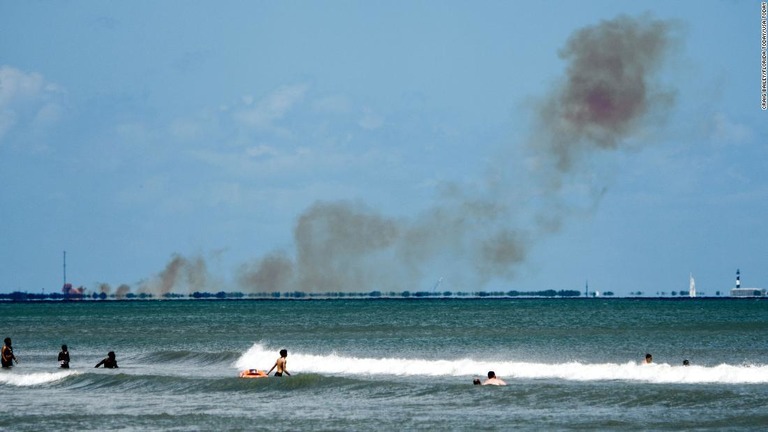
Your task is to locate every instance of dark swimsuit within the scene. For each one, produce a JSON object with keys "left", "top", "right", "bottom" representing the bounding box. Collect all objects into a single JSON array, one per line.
[
  {"left": 96, "top": 357, "right": 118, "bottom": 368},
  {"left": 1, "top": 346, "right": 14, "bottom": 368},
  {"left": 59, "top": 351, "right": 70, "bottom": 368},
  {"left": 274, "top": 372, "right": 283, "bottom": 377}
]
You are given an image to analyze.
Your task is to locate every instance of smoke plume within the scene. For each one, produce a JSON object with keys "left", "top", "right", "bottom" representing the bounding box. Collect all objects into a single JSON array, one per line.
[
  {"left": 98, "top": 283, "right": 111, "bottom": 295},
  {"left": 115, "top": 284, "right": 131, "bottom": 299},
  {"left": 534, "top": 14, "right": 677, "bottom": 174},
  {"left": 137, "top": 254, "right": 211, "bottom": 295},
  {"left": 135, "top": 14, "right": 679, "bottom": 296}
]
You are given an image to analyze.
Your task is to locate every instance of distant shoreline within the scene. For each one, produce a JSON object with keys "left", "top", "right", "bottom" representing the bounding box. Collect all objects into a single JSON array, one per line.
[{"left": 0, "top": 292, "right": 762, "bottom": 302}]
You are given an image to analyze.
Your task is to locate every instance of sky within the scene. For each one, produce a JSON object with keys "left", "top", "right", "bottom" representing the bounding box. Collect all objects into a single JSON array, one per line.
[{"left": 1, "top": 0, "right": 765, "bottom": 297}]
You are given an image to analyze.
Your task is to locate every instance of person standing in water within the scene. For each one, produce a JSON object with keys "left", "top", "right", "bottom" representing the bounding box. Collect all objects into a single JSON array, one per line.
[
  {"left": 266, "top": 349, "right": 291, "bottom": 377},
  {"left": 644, "top": 353, "right": 653, "bottom": 364},
  {"left": 58, "top": 344, "right": 70, "bottom": 369},
  {"left": 1, "top": 338, "right": 17, "bottom": 368},
  {"left": 95, "top": 351, "right": 118, "bottom": 368}
]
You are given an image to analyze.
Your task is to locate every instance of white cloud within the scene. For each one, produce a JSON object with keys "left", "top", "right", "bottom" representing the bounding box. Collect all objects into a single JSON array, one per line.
[
  {"left": 116, "top": 175, "right": 170, "bottom": 206},
  {"left": 0, "top": 109, "right": 18, "bottom": 139},
  {"left": 0, "top": 66, "right": 46, "bottom": 105},
  {"left": 33, "top": 102, "right": 62, "bottom": 127},
  {"left": 116, "top": 121, "right": 152, "bottom": 143},
  {"left": 169, "top": 118, "right": 202, "bottom": 141},
  {"left": 235, "top": 84, "right": 308, "bottom": 129},
  {"left": 189, "top": 147, "right": 308, "bottom": 176},
  {"left": 312, "top": 94, "right": 352, "bottom": 114},
  {"left": 710, "top": 112, "right": 752, "bottom": 144},
  {"left": 0, "top": 65, "right": 63, "bottom": 142},
  {"left": 188, "top": 142, "right": 374, "bottom": 182},
  {"left": 358, "top": 106, "right": 384, "bottom": 130},
  {"left": 245, "top": 144, "right": 278, "bottom": 158}
]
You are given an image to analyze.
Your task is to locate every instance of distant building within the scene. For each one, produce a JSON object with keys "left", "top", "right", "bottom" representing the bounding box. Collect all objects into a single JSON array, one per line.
[
  {"left": 730, "top": 288, "right": 767, "bottom": 297},
  {"left": 730, "top": 269, "right": 765, "bottom": 297}
]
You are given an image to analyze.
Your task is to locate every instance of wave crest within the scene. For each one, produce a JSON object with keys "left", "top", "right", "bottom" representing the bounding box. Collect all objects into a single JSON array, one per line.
[
  {"left": 0, "top": 370, "right": 80, "bottom": 387},
  {"left": 236, "top": 344, "right": 768, "bottom": 384}
]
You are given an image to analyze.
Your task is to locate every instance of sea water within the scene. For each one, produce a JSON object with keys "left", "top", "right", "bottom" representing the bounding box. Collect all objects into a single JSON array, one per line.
[{"left": 1, "top": 298, "right": 767, "bottom": 431}]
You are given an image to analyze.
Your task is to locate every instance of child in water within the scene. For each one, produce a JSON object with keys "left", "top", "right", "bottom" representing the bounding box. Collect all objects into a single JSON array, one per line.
[
  {"left": 266, "top": 349, "right": 291, "bottom": 377},
  {"left": 58, "top": 344, "right": 70, "bottom": 368}
]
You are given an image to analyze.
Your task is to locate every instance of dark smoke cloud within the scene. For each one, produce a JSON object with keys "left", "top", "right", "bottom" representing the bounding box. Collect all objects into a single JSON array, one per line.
[
  {"left": 237, "top": 251, "right": 294, "bottom": 293},
  {"left": 138, "top": 254, "right": 210, "bottom": 295},
  {"left": 136, "top": 14, "right": 679, "bottom": 296},
  {"left": 295, "top": 201, "right": 400, "bottom": 292},
  {"left": 534, "top": 14, "right": 678, "bottom": 173},
  {"left": 232, "top": 195, "right": 530, "bottom": 293}
]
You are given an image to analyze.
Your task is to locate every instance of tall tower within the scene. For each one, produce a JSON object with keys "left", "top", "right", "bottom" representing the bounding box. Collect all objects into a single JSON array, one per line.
[
  {"left": 62, "top": 250, "right": 73, "bottom": 295},
  {"left": 736, "top": 269, "right": 741, "bottom": 289}
]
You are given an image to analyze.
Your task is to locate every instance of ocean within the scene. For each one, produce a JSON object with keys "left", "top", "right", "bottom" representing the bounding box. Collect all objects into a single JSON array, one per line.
[{"left": 1, "top": 298, "right": 767, "bottom": 431}]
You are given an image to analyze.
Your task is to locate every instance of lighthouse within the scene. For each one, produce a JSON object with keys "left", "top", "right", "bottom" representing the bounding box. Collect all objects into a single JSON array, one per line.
[{"left": 730, "top": 269, "right": 767, "bottom": 297}]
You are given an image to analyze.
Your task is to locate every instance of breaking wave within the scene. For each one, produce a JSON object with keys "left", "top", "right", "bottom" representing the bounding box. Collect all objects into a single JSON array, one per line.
[{"left": 236, "top": 343, "right": 768, "bottom": 384}]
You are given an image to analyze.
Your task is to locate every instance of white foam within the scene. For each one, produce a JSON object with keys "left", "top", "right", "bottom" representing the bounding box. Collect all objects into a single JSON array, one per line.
[
  {"left": 235, "top": 343, "right": 768, "bottom": 384},
  {"left": 0, "top": 370, "right": 80, "bottom": 387}
]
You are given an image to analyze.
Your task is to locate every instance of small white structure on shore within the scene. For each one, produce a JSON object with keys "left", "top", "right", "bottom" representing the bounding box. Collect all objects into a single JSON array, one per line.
[
  {"left": 689, "top": 273, "right": 696, "bottom": 298},
  {"left": 585, "top": 281, "right": 600, "bottom": 297}
]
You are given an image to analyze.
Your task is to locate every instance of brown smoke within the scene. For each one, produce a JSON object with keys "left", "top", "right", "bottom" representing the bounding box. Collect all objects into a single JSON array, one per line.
[
  {"left": 294, "top": 201, "right": 400, "bottom": 292},
  {"left": 237, "top": 252, "right": 294, "bottom": 293},
  {"left": 138, "top": 254, "right": 210, "bottom": 295},
  {"left": 140, "top": 14, "right": 679, "bottom": 296},
  {"left": 115, "top": 284, "right": 131, "bottom": 299},
  {"left": 232, "top": 194, "right": 530, "bottom": 293},
  {"left": 98, "top": 283, "right": 111, "bottom": 295},
  {"left": 231, "top": 14, "right": 679, "bottom": 294},
  {"left": 534, "top": 14, "right": 677, "bottom": 173}
]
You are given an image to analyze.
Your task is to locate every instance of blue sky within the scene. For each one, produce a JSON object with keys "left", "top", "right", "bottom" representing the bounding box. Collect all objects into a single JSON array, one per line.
[{"left": 1, "top": 0, "right": 765, "bottom": 296}]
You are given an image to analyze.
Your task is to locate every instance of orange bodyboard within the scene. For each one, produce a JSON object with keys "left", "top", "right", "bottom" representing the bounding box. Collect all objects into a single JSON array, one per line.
[{"left": 239, "top": 369, "right": 268, "bottom": 378}]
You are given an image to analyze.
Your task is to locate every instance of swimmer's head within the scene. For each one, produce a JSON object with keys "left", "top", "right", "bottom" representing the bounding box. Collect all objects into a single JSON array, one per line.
[
  {"left": 473, "top": 379, "right": 481, "bottom": 385},
  {"left": 487, "top": 371, "right": 496, "bottom": 379},
  {"left": 645, "top": 353, "right": 652, "bottom": 363},
  {"left": 683, "top": 359, "right": 690, "bottom": 366},
  {"left": 280, "top": 349, "right": 288, "bottom": 357},
  {"left": 108, "top": 351, "right": 115, "bottom": 359},
  {"left": 4, "top": 338, "right": 10, "bottom": 345},
  {"left": 62, "top": 344, "right": 67, "bottom": 351}
]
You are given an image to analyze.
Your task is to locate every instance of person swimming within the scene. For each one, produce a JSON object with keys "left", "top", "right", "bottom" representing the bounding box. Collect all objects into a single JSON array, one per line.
[
  {"left": 266, "top": 349, "right": 291, "bottom": 377},
  {"left": 58, "top": 344, "right": 70, "bottom": 369},
  {"left": 482, "top": 371, "right": 506, "bottom": 386},
  {"left": 644, "top": 353, "right": 653, "bottom": 364},
  {"left": 95, "top": 351, "right": 118, "bottom": 368}
]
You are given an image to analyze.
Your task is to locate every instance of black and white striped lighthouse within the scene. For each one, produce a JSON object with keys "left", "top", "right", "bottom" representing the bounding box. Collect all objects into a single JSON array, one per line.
[{"left": 736, "top": 269, "right": 741, "bottom": 289}]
